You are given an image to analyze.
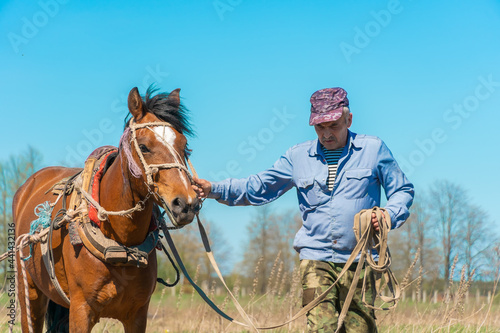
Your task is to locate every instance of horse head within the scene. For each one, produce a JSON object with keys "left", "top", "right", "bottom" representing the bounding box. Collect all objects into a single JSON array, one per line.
[{"left": 120, "top": 86, "right": 201, "bottom": 227}]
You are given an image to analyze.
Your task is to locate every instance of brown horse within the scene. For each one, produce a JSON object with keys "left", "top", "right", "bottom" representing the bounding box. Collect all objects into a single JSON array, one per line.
[{"left": 12, "top": 86, "right": 200, "bottom": 332}]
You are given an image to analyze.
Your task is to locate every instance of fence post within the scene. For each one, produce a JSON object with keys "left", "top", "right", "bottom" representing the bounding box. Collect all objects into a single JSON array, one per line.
[
  {"left": 476, "top": 289, "right": 480, "bottom": 305},
  {"left": 422, "top": 290, "right": 427, "bottom": 303},
  {"left": 433, "top": 290, "right": 438, "bottom": 304}
]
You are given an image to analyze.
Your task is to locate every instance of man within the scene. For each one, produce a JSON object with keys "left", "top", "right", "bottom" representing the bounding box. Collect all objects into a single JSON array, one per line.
[{"left": 193, "top": 87, "right": 414, "bottom": 332}]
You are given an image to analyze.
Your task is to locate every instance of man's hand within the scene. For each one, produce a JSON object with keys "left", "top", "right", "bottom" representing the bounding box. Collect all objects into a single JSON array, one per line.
[
  {"left": 192, "top": 176, "right": 212, "bottom": 199},
  {"left": 371, "top": 211, "right": 383, "bottom": 233}
]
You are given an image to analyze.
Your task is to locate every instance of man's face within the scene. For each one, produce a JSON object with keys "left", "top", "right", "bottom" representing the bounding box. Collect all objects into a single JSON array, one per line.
[{"left": 314, "top": 112, "right": 352, "bottom": 150}]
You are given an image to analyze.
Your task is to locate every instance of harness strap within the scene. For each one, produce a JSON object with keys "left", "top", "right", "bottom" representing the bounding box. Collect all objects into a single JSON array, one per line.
[
  {"left": 40, "top": 173, "right": 82, "bottom": 306},
  {"left": 77, "top": 220, "right": 159, "bottom": 268},
  {"left": 40, "top": 242, "right": 70, "bottom": 305},
  {"left": 160, "top": 222, "right": 258, "bottom": 331},
  {"left": 156, "top": 240, "right": 180, "bottom": 287}
]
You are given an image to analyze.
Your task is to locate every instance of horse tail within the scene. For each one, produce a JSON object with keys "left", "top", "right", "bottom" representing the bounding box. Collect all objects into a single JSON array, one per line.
[{"left": 45, "top": 300, "right": 69, "bottom": 333}]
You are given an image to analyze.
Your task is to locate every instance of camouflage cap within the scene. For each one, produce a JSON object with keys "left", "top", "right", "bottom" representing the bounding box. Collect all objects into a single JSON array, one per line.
[{"left": 309, "top": 87, "right": 349, "bottom": 126}]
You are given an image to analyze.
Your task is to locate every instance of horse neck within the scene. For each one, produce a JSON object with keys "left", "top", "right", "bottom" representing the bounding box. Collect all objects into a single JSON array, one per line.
[{"left": 97, "top": 153, "right": 153, "bottom": 246}]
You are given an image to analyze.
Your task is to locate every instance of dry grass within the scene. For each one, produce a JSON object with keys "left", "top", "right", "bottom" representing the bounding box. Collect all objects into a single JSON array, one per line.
[
  {"left": 378, "top": 299, "right": 500, "bottom": 333},
  {"left": 1, "top": 281, "right": 498, "bottom": 332},
  {"left": 0, "top": 255, "right": 499, "bottom": 332},
  {"left": 97, "top": 286, "right": 499, "bottom": 333}
]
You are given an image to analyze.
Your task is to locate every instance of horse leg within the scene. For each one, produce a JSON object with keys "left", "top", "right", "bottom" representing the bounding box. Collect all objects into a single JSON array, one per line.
[
  {"left": 17, "top": 270, "right": 49, "bottom": 333},
  {"left": 122, "top": 303, "right": 150, "bottom": 333},
  {"left": 68, "top": 300, "right": 98, "bottom": 333}
]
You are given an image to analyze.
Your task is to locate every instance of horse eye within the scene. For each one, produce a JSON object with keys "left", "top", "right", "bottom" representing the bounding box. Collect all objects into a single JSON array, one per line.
[{"left": 139, "top": 144, "right": 150, "bottom": 153}]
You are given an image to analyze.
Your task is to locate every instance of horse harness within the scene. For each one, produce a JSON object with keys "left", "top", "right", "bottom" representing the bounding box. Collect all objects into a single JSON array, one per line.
[
  {"left": 49, "top": 147, "right": 400, "bottom": 331},
  {"left": 48, "top": 145, "right": 160, "bottom": 265},
  {"left": 42, "top": 119, "right": 193, "bottom": 304}
]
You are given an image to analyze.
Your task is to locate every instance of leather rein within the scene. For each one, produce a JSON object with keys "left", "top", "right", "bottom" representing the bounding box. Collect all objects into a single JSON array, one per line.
[{"left": 159, "top": 206, "right": 401, "bottom": 333}]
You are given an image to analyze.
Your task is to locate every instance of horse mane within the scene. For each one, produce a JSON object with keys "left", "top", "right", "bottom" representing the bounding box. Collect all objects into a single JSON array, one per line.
[{"left": 124, "top": 85, "right": 194, "bottom": 137}]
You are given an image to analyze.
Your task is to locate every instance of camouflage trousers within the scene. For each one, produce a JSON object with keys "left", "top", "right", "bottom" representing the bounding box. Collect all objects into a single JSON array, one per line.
[{"left": 300, "top": 259, "right": 377, "bottom": 333}]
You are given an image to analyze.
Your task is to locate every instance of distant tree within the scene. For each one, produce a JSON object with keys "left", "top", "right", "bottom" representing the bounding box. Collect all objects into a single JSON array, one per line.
[
  {"left": 7, "top": 145, "right": 43, "bottom": 193},
  {"left": 238, "top": 205, "right": 274, "bottom": 293},
  {"left": 462, "top": 204, "right": 493, "bottom": 278},
  {"left": 429, "top": 180, "right": 468, "bottom": 282},
  {"left": 391, "top": 195, "right": 441, "bottom": 281},
  {"left": 482, "top": 242, "right": 500, "bottom": 281},
  {"left": 236, "top": 205, "right": 301, "bottom": 294},
  {"left": 0, "top": 163, "right": 8, "bottom": 225},
  {"left": 0, "top": 162, "right": 10, "bottom": 276},
  {"left": 411, "top": 194, "right": 441, "bottom": 278},
  {"left": 25, "top": 146, "right": 41, "bottom": 175},
  {"left": 0, "top": 146, "right": 43, "bottom": 280},
  {"left": 391, "top": 200, "right": 418, "bottom": 273},
  {"left": 278, "top": 211, "right": 302, "bottom": 272}
]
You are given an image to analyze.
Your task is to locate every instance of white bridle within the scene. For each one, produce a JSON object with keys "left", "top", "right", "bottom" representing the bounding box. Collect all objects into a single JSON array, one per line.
[{"left": 128, "top": 119, "right": 193, "bottom": 187}]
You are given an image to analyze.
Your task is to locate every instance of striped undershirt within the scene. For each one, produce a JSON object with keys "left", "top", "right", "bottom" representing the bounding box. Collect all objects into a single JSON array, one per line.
[{"left": 321, "top": 145, "right": 344, "bottom": 191}]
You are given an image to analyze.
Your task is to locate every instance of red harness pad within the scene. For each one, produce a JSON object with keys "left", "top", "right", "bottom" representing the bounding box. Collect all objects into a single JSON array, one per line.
[
  {"left": 86, "top": 146, "right": 158, "bottom": 232},
  {"left": 87, "top": 149, "right": 118, "bottom": 226}
]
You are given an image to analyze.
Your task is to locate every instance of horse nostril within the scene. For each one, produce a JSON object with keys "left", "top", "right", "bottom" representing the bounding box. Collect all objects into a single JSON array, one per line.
[{"left": 171, "top": 197, "right": 186, "bottom": 215}]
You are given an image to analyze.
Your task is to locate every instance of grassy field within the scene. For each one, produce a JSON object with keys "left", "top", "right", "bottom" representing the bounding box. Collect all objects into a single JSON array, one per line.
[{"left": 1, "top": 286, "right": 498, "bottom": 332}]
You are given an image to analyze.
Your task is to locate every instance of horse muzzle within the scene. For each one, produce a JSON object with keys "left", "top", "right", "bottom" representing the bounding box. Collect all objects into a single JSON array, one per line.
[{"left": 170, "top": 195, "right": 201, "bottom": 226}]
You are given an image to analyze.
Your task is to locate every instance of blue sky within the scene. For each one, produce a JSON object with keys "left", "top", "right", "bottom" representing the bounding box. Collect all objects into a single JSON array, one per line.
[{"left": 1, "top": 0, "right": 499, "bottom": 266}]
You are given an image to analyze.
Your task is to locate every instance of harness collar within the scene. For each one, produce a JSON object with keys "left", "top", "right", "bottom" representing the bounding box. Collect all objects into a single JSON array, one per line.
[{"left": 87, "top": 148, "right": 118, "bottom": 227}]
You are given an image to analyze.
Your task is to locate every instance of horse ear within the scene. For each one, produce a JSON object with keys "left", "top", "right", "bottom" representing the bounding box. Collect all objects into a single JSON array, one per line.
[
  {"left": 128, "top": 87, "right": 145, "bottom": 120},
  {"left": 166, "top": 88, "right": 181, "bottom": 109}
]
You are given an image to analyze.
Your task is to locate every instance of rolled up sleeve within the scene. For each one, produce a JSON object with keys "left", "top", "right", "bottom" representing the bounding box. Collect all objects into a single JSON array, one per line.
[{"left": 210, "top": 150, "right": 295, "bottom": 206}]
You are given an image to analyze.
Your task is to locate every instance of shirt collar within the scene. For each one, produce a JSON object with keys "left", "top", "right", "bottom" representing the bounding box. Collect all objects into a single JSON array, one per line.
[
  {"left": 308, "top": 130, "right": 358, "bottom": 157},
  {"left": 347, "top": 130, "right": 359, "bottom": 149},
  {"left": 308, "top": 139, "right": 322, "bottom": 157}
]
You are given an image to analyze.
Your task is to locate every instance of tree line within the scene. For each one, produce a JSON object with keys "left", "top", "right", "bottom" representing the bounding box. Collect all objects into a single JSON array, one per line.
[
  {"left": 167, "top": 180, "right": 500, "bottom": 298},
  {"left": 390, "top": 180, "right": 500, "bottom": 292}
]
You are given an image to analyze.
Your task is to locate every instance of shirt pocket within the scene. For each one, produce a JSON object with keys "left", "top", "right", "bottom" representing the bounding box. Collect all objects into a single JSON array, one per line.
[
  {"left": 343, "top": 168, "right": 373, "bottom": 199},
  {"left": 296, "top": 176, "right": 330, "bottom": 208}
]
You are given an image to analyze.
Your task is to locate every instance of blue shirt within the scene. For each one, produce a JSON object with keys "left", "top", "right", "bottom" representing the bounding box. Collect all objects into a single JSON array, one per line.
[{"left": 210, "top": 131, "right": 414, "bottom": 262}]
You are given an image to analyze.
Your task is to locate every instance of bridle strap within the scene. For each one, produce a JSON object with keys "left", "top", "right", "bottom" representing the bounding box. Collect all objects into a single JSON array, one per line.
[
  {"left": 76, "top": 120, "right": 193, "bottom": 227},
  {"left": 128, "top": 120, "right": 192, "bottom": 186}
]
